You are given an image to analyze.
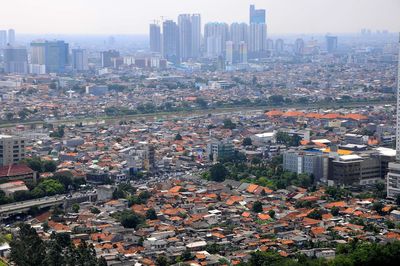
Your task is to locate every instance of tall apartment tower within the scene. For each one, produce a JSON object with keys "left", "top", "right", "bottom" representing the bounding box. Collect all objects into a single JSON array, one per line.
[
  {"left": 249, "top": 5, "right": 267, "bottom": 55},
  {"left": 3, "top": 45, "right": 28, "bottom": 74},
  {"left": 178, "top": 14, "right": 201, "bottom": 62},
  {"left": 326, "top": 35, "right": 338, "bottom": 53},
  {"left": 0, "top": 135, "right": 26, "bottom": 166},
  {"left": 149, "top": 23, "right": 161, "bottom": 53},
  {"left": 387, "top": 33, "right": 400, "bottom": 199},
  {"left": 0, "top": 30, "right": 7, "bottom": 48},
  {"left": 101, "top": 50, "right": 120, "bottom": 68},
  {"left": 162, "top": 20, "right": 180, "bottom": 64},
  {"left": 72, "top": 48, "right": 88, "bottom": 71},
  {"left": 8, "top": 29, "right": 15, "bottom": 45}
]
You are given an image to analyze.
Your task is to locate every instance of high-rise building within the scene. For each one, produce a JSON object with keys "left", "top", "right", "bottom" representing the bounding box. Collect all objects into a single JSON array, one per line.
[
  {"left": 0, "top": 135, "right": 26, "bottom": 166},
  {"left": 30, "top": 40, "right": 69, "bottom": 73},
  {"left": 8, "top": 29, "right": 15, "bottom": 45},
  {"left": 178, "top": 14, "right": 201, "bottom": 61},
  {"left": 72, "top": 48, "right": 88, "bottom": 71},
  {"left": 250, "top": 4, "right": 266, "bottom": 24},
  {"left": 149, "top": 23, "right": 161, "bottom": 53},
  {"left": 239, "top": 41, "right": 248, "bottom": 64},
  {"left": 45, "top": 40, "right": 69, "bottom": 73},
  {"left": 387, "top": 34, "right": 400, "bottom": 199},
  {"left": 30, "top": 40, "right": 47, "bottom": 74},
  {"left": 204, "top": 22, "right": 229, "bottom": 58},
  {"left": 162, "top": 20, "right": 179, "bottom": 64},
  {"left": 249, "top": 23, "right": 267, "bottom": 53},
  {"left": 230, "top": 23, "right": 248, "bottom": 51},
  {"left": 249, "top": 5, "right": 267, "bottom": 55},
  {"left": 225, "top": 41, "right": 233, "bottom": 65},
  {"left": 294, "top": 38, "right": 305, "bottom": 55},
  {"left": 0, "top": 30, "right": 7, "bottom": 48},
  {"left": 326, "top": 35, "right": 338, "bottom": 53},
  {"left": 101, "top": 50, "right": 120, "bottom": 68},
  {"left": 191, "top": 14, "right": 201, "bottom": 59},
  {"left": 3, "top": 45, "right": 28, "bottom": 74},
  {"left": 275, "top": 39, "right": 284, "bottom": 54}
]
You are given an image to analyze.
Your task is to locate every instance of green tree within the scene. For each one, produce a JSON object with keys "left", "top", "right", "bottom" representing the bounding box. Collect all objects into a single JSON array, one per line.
[
  {"left": 223, "top": 119, "right": 236, "bottom": 129},
  {"left": 10, "top": 224, "right": 46, "bottom": 266},
  {"left": 175, "top": 133, "right": 183, "bottom": 141},
  {"left": 146, "top": 209, "right": 158, "bottom": 220},
  {"left": 307, "top": 209, "right": 323, "bottom": 220},
  {"left": 243, "top": 137, "right": 252, "bottom": 146},
  {"left": 156, "top": 255, "right": 170, "bottom": 266},
  {"left": 71, "top": 203, "right": 80, "bottom": 213},
  {"left": 209, "top": 163, "right": 229, "bottom": 182},
  {"left": 268, "top": 210, "right": 276, "bottom": 219},
  {"left": 43, "top": 160, "right": 57, "bottom": 172},
  {"left": 331, "top": 206, "right": 340, "bottom": 216},
  {"left": 252, "top": 201, "right": 263, "bottom": 213},
  {"left": 117, "top": 210, "right": 145, "bottom": 229}
]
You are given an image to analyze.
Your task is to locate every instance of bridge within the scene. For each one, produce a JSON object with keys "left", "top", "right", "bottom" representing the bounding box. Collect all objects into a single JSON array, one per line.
[{"left": 0, "top": 193, "right": 97, "bottom": 219}]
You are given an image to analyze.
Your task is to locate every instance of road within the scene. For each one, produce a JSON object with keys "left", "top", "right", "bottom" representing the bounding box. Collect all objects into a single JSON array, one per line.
[
  {"left": 0, "top": 100, "right": 395, "bottom": 129},
  {"left": 0, "top": 192, "right": 96, "bottom": 215}
]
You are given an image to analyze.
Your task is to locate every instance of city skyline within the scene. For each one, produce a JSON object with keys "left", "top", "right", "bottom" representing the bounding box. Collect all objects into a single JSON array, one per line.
[{"left": 0, "top": 0, "right": 399, "bottom": 35}]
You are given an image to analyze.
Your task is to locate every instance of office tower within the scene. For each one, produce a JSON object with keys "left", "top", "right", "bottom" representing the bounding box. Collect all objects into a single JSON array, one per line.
[
  {"left": 191, "top": 14, "right": 201, "bottom": 59},
  {"left": 45, "top": 40, "right": 69, "bottom": 73},
  {"left": 149, "top": 23, "right": 161, "bottom": 53},
  {"left": 249, "top": 5, "right": 267, "bottom": 55},
  {"left": 326, "top": 35, "right": 338, "bottom": 53},
  {"left": 387, "top": 34, "right": 400, "bottom": 199},
  {"left": 0, "top": 30, "right": 6, "bottom": 48},
  {"left": 250, "top": 4, "right": 266, "bottom": 24},
  {"left": 249, "top": 23, "right": 267, "bottom": 53},
  {"left": 204, "top": 22, "right": 229, "bottom": 58},
  {"left": 72, "top": 48, "right": 88, "bottom": 71},
  {"left": 162, "top": 20, "right": 179, "bottom": 64},
  {"left": 275, "top": 38, "right": 284, "bottom": 54},
  {"left": 294, "top": 38, "right": 305, "bottom": 55},
  {"left": 226, "top": 41, "right": 233, "bottom": 65},
  {"left": 30, "top": 41, "right": 47, "bottom": 74},
  {"left": 0, "top": 135, "right": 26, "bottom": 166},
  {"left": 101, "top": 50, "right": 120, "bottom": 68},
  {"left": 266, "top": 38, "right": 274, "bottom": 51},
  {"left": 3, "top": 45, "right": 28, "bottom": 74},
  {"left": 178, "top": 14, "right": 192, "bottom": 61},
  {"left": 239, "top": 41, "right": 248, "bottom": 64},
  {"left": 230, "top": 23, "right": 248, "bottom": 51},
  {"left": 8, "top": 29, "right": 15, "bottom": 45},
  {"left": 178, "top": 14, "right": 201, "bottom": 61}
]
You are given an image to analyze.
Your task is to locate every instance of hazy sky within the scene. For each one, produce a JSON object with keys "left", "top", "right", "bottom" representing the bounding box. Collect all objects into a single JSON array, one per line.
[{"left": 0, "top": 0, "right": 399, "bottom": 35}]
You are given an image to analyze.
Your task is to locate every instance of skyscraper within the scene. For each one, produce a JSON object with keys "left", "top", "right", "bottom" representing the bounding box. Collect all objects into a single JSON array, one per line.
[
  {"left": 204, "top": 22, "right": 229, "bottom": 58},
  {"left": 8, "top": 29, "right": 15, "bottom": 45},
  {"left": 326, "top": 35, "right": 338, "bottom": 53},
  {"left": 239, "top": 41, "right": 248, "bottom": 64},
  {"left": 249, "top": 5, "right": 267, "bottom": 56},
  {"left": 275, "top": 39, "right": 284, "bottom": 54},
  {"left": 250, "top": 4, "right": 266, "bottom": 24},
  {"left": 149, "top": 23, "right": 161, "bottom": 53},
  {"left": 45, "top": 40, "right": 69, "bottom": 73},
  {"left": 191, "top": 14, "right": 201, "bottom": 59},
  {"left": 387, "top": 34, "right": 400, "bottom": 199},
  {"left": 30, "top": 40, "right": 47, "bottom": 74},
  {"left": 101, "top": 50, "right": 120, "bottom": 68},
  {"left": 3, "top": 45, "right": 28, "bottom": 74},
  {"left": 162, "top": 20, "right": 179, "bottom": 64},
  {"left": 178, "top": 14, "right": 201, "bottom": 61},
  {"left": 294, "top": 38, "right": 305, "bottom": 55},
  {"left": 225, "top": 41, "right": 233, "bottom": 65},
  {"left": 72, "top": 48, "right": 88, "bottom": 71},
  {"left": 249, "top": 23, "right": 267, "bottom": 53},
  {"left": 0, "top": 30, "right": 7, "bottom": 48},
  {"left": 230, "top": 23, "right": 248, "bottom": 51}
]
